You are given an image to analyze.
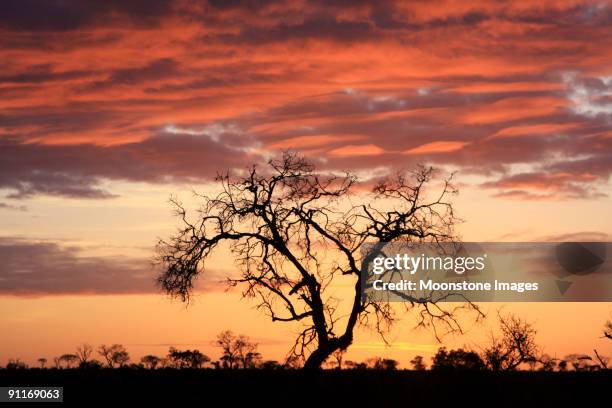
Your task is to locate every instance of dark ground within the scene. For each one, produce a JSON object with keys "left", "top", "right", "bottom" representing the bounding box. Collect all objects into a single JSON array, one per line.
[{"left": 1, "top": 369, "right": 610, "bottom": 406}]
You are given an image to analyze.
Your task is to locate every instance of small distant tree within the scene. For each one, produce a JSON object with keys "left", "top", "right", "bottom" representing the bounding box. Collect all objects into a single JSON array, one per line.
[
  {"left": 483, "top": 313, "right": 539, "bottom": 371},
  {"left": 410, "top": 355, "right": 427, "bottom": 371},
  {"left": 167, "top": 348, "right": 186, "bottom": 368},
  {"left": 216, "top": 331, "right": 260, "bottom": 369},
  {"left": 564, "top": 354, "right": 595, "bottom": 371},
  {"left": 329, "top": 349, "right": 346, "bottom": 370},
  {"left": 37, "top": 358, "right": 47, "bottom": 369},
  {"left": 82, "top": 360, "right": 103, "bottom": 369},
  {"left": 363, "top": 357, "right": 378, "bottom": 369},
  {"left": 141, "top": 355, "right": 161, "bottom": 369},
  {"left": 168, "top": 348, "right": 210, "bottom": 368},
  {"left": 113, "top": 349, "right": 130, "bottom": 367},
  {"left": 243, "top": 350, "right": 262, "bottom": 369},
  {"left": 193, "top": 351, "right": 210, "bottom": 368},
  {"left": 431, "top": 347, "right": 484, "bottom": 371},
  {"left": 76, "top": 344, "right": 93, "bottom": 365},
  {"left": 283, "top": 355, "right": 303, "bottom": 369},
  {"left": 216, "top": 331, "right": 241, "bottom": 369},
  {"left": 538, "top": 354, "right": 557, "bottom": 372},
  {"left": 58, "top": 354, "right": 79, "bottom": 369},
  {"left": 158, "top": 357, "right": 171, "bottom": 368},
  {"left": 98, "top": 344, "right": 130, "bottom": 368},
  {"left": 98, "top": 344, "right": 115, "bottom": 367},
  {"left": 380, "top": 358, "right": 399, "bottom": 370},
  {"left": 6, "top": 358, "right": 28, "bottom": 370},
  {"left": 261, "top": 360, "right": 282, "bottom": 370},
  {"left": 344, "top": 360, "right": 358, "bottom": 369},
  {"left": 53, "top": 357, "right": 61, "bottom": 369},
  {"left": 364, "top": 357, "right": 398, "bottom": 370}
]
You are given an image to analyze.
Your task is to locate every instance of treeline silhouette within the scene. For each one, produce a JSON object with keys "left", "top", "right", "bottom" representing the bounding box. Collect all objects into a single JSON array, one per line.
[
  {"left": 4, "top": 315, "right": 611, "bottom": 371},
  {"left": 2, "top": 317, "right": 611, "bottom": 406},
  {"left": 4, "top": 330, "right": 284, "bottom": 370}
]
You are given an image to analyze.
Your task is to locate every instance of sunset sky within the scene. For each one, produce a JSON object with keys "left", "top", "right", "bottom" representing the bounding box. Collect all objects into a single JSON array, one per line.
[{"left": 1, "top": 0, "right": 611, "bottom": 367}]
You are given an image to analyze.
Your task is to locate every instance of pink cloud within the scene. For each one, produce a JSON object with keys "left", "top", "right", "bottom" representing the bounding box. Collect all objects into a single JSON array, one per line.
[
  {"left": 0, "top": 0, "right": 610, "bottom": 200},
  {"left": 404, "top": 141, "right": 468, "bottom": 155},
  {"left": 328, "top": 144, "right": 386, "bottom": 157}
]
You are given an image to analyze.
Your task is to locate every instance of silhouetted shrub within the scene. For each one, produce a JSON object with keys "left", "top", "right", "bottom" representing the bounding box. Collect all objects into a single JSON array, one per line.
[{"left": 431, "top": 347, "right": 484, "bottom": 371}]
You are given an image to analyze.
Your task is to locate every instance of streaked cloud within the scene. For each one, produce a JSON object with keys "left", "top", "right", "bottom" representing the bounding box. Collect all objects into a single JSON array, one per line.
[
  {"left": 328, "top": 144, "right": 386, "bottom": 157},
  {"left": 0, "top": 0, "right": 610, "bottom": 201},
  {"left": 0, "top": 237, "right": 155, "bottom": 295},
  {"left": 404, "top": 141, "right": 468, "bottom": 155},
  {"left": 0, "top": 237, "right": 228, "bottom": 296},
  {"left": 0, "top": 130, "right": 262, "bottom": 199}
]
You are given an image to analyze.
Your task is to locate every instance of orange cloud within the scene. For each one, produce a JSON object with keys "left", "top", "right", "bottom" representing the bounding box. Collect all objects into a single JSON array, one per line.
[
  {"left": 404, "top": 141, "right": 468, "bottom": 155},
  {"left": 328, "top": 144, "right": 386, "bottom": 157},
  {"left": 461, "top": 97, "right": 568, "bottom": 125},
  {"left": 489, "top": 123, "right": 584, "bottom": 139},
  {"left": 267, "top": 134, "right": 366, "bottom": 150}
]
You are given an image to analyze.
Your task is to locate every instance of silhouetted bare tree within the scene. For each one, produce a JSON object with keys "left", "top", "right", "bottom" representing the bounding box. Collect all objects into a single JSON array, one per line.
[
  {"left": 330, "top": 348, "right": 346, "bottom": 369},
  {"left": 58, "top": 354, "right": 79, "bottom": 369},
  {"left": 76, "top": 344, "right": 93, "bottom": 364},
  {"left": 141, "top": 355, "right": 161, "bottom": 369},
  {"left": 482, "top": 313, "right": 539, "bottom": 371},
  {"left": 604, "top": 319, "right": 612, "bottom": 340},
  {"left": 410, "top": 355, "right": 427, "bottom": 370},
  {"left": 216, "top": 331, "right": 241, "bottom": 369},
  {"left": 157, "top": 152, "right": 480, "bottom": 369},
  {"left": 216, "top": 331, "right": 261, "bottom": 369},
  {"left": 242, "top": 350, "right": 262, "bottom": 369},
  {"left": 365, "top": 357, "right": 399, "bottom": 370},
  {"left": 98, "top": 345, "right": 114, "bottom": 367},
  {"left": 98, "top": 344, "right": 130, "bottom": 368}
]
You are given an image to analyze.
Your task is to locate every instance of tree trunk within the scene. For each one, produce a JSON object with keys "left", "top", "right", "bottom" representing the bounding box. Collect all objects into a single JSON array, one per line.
[
  {"left": 303, "top": 334, "right": 354, "bottom": 370},
  {"left": 303, "top": 347, "right": 335, "bottom": 370}
]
